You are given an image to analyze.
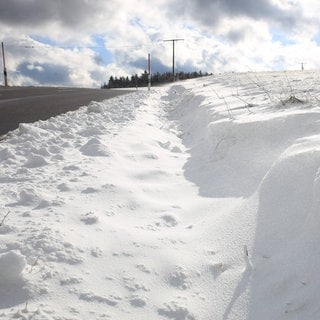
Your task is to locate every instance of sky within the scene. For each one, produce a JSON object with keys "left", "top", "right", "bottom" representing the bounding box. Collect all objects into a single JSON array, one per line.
[{"left": 1, "top": 0, "right": 320, "bottom": 88}]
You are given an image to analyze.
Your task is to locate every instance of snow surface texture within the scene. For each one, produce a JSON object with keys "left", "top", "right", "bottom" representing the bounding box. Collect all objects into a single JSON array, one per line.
[{"left": 1, "top": 71, "right": 320, "bottom": 319}]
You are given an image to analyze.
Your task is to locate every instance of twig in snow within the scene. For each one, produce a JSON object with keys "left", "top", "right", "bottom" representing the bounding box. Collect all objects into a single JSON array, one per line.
[
  {"left": 213, "top": 136, "right": 237, "bottom": 154},
  {"left": 212, "top": 88, "right": 224, "bottom": 99},
  {"left": 0, "top": 211, "right": 10, "bottom": 226},
  {"left": 29, "top": 256, "right": 41, "bottom": 273},
  {"left": 211, "top": 89, "right": 234, "bottom": 119},
  {"left": 233, "top": 95, "right": 255, "bottom": 113},
  {"left": 243, "top": 245, "right": 253, "bottom": 269},
  {"left": 249, "top": 73, "right": 279, "bottom": 104},
  {"left": 283, "top": 72, "right": 294, "bottom": 96}
]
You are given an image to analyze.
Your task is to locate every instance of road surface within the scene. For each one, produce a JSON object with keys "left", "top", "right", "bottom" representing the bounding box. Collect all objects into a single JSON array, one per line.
[{"left": 0, "top": 86, "right": 133, "bottom": 136}]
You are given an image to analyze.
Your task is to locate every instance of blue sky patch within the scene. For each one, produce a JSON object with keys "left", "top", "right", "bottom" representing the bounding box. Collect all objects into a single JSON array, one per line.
[
  {"left": 271, "top": 30, "right": 295, "bottom": 45},
  {"left": 312, "top": 33, "right": 320, "bottom": 45},
  {"left": 91, "top": 34, "right": 113, "bottom": 65},
  {"left": 30, "top": 34, "right": 113, "bottom": 65}
]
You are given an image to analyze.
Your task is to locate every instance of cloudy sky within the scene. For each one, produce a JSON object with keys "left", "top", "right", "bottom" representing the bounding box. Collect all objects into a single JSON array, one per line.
[{"left": 1, "top": 0, "right": 320, "bottom": 87}]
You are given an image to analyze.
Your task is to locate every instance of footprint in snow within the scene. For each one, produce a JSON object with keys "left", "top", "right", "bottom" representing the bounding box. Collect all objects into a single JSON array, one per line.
[
  {"left": 78, "top": 292, "right": 119, "bottom": 306},
  {"left": 167, "top": 267, "right": 190, "bottom": 290},
  {"left": 154, "top": 214, "right": 178, "bottom": 228},
  {"left": 123, "top": 276, "right": 149, "bottom": 292},
  {"left": 208, "top": 262, "right": 227, "bottom": 279},
  {"left": 63, "top": 165, "right": 81, "bottom": 171},
  {"left": 7, "top": 188, "right": 50, "bottom": 209},
  {"left": 91, "top": 247, "right": 103, "bottom": 257},
  {"left": 171, "top": 145, "right": 182, "bottom": 153},
  {"left": 158, "top": 302, "right": 195, "bottom": 320},
  {"left": 158, "top": 141, "right": 182, "bottom": 153},
  {"left": 136, "top": 264, "right": 151, "bottom": 274},
  {"left": 129, "top": 296, "right": 147, "bottom": 308},
  {"left": 158, "top": 141, "right": 171, "bottom": 149},
  {"left": 57, "top": 183, "right": 71, "bottom": 192},
  {"left": 142, "top": 152, "right": 159, "bottom": 160},
  {"left": 160, "top": 214, "right": 178, "bottom": 227},
  {"left": 81, "top": 187, "right": 99, "bottom": 194},
  {"left": 60, "top": 276, "right": 83, "bottom": 286},
  {"left": 80, "top": 212, "right": 99, "bottom": 225}
]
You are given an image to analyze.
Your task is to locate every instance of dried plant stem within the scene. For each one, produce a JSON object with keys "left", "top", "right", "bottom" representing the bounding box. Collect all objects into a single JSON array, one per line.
[{"left": 0, "top": 211, "right": 10, "bottom": 226}]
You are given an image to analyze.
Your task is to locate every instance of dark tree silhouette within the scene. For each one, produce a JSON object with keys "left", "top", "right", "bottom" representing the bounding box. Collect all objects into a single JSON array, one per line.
[{"left": 101, "top": 70, "right": 211, "bottom": 89}]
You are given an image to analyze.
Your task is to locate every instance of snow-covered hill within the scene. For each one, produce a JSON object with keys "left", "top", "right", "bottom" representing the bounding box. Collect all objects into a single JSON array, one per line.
[{"left": 1, "top": 70, "right": 320, "bottom": 319}]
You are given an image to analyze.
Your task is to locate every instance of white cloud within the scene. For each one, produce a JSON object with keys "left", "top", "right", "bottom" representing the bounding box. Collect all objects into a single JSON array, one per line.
[{"left": 0, "top": 0, "right": 320, "bottom": 87}]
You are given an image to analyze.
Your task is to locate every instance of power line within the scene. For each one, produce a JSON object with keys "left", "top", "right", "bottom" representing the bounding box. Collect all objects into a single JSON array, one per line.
[{"left": 4, "top": 40, "right": 163, "bottom": 50}]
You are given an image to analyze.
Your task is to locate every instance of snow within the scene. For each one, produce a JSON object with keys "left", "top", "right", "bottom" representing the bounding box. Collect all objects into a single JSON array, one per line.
[{"left": 1, "top": 70, "right": 320, "bottom": 319}]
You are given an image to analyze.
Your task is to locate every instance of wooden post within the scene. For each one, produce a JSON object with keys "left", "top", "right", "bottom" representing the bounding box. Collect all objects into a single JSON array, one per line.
[{"left": 1, "top": 42, "right": 8, "bottom": 87}]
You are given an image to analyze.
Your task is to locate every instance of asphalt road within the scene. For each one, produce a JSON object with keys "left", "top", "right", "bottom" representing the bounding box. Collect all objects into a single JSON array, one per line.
[{"left": 0, "top": 86, "right": 133, "bottom": 136}]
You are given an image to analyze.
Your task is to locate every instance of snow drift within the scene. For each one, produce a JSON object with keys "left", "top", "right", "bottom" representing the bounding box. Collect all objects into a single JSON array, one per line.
[{"left": 1, "top": 70, "right": 320, "bottom": 319}]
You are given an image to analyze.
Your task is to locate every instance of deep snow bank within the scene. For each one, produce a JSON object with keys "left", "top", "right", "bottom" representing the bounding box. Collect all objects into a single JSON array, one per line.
[
  {"left": 1, "top": 71, "right": 320, "bottom": 319},
  {"left": 167, "top": 70, "right": 320, "bottom": 319}
]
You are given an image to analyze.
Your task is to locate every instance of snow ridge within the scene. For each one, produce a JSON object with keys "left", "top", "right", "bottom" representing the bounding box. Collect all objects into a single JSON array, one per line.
[{"left": 1, "top": 71, "right": 320, "bottom": 319}]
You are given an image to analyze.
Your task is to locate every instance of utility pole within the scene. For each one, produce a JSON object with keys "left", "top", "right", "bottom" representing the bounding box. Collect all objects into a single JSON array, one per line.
[
  {"left": 1, "top": 42, "right": 8, "bottom": 87},
  {"left": 163, "top": 38, "right": 184, "bottom": 81},
  {"left": 147, "top": 53, "right": 151, "bottom": 91}
]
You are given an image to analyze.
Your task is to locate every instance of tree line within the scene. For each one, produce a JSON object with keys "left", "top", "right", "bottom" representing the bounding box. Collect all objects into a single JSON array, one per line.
[{"left": 101, "top": 70, "right": 211, "bottom": 88}]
